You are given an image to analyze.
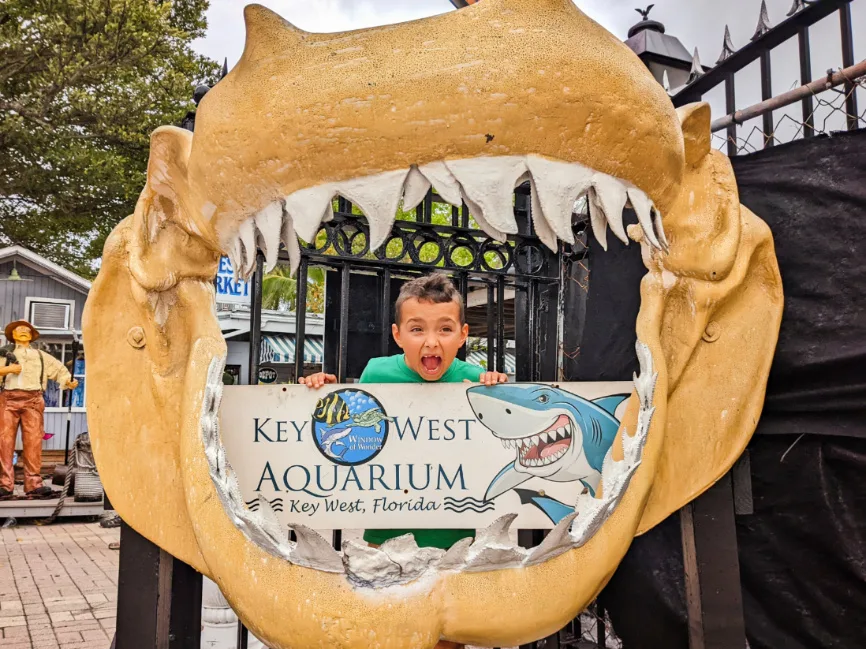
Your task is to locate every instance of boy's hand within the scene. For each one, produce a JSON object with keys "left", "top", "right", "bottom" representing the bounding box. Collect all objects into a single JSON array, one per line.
[
  {"left": 299, "top": 373, "right": 337, "bottom": 389},
  {"left": 470, "top": 371, "right": 508, "bottom": 386}
]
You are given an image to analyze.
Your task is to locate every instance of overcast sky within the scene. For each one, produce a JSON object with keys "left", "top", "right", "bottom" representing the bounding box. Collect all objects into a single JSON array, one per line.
[{"left": 193, "top": 0, "right": 864, "bottom": 148}]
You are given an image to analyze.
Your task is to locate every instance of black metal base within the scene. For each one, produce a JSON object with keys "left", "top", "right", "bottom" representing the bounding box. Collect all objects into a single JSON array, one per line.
[{"left": 114, "top": 522, "right": 202, "bottom": 649}]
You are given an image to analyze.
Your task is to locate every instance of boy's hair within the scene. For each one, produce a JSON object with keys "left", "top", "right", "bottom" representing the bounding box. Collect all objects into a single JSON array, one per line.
[{"left": 395, "top": 273, "right": 465, "bottom": 325}]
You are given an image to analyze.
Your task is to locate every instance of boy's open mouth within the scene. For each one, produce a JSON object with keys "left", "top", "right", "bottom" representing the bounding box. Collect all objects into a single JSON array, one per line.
[{"left": 421, "top": 355, "right": 442, "bottom": 374}]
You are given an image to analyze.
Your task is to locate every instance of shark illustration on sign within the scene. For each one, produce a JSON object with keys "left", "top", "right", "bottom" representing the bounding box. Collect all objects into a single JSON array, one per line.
[
  {"left": 320, "top": 426, "right": 353, "bottom": 460},
  {"left": 466, "top": 384, "right": 628, "bottom": 523}
]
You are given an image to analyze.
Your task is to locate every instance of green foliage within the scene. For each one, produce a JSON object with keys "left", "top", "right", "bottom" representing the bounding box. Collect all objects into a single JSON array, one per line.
[
  {"left": 0, "top": 0, "right": 219, "bottom": 277},
  {"left": 262, "top": 265, "right": 326, "bottom": 313},
  {"left": 317, "top": 198, "right": 494, "bottom": 270}
]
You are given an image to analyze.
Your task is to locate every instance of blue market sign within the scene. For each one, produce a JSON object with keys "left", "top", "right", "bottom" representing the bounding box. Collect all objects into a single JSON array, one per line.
[{"left": 215, "top": 256, "right": 250, "bottom": 304}]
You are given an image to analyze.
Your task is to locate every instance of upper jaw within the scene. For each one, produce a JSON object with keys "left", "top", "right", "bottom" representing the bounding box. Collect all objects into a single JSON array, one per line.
[
  {"left": 185, "top": 0, "right": 684, "bottom": 263},
  {"left": 221, "top": 154, "right": 671, "bottom": 281}
]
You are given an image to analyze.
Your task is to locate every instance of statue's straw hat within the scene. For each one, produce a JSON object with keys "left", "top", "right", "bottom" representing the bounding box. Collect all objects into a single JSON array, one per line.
[{"left": 4, "top": 320, "right": 40, "bottom": 342}]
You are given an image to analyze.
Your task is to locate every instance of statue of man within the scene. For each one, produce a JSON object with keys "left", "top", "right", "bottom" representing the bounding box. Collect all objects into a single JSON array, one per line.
[{"left": 0, "top": 321, "right": 78, "bottom": 497}]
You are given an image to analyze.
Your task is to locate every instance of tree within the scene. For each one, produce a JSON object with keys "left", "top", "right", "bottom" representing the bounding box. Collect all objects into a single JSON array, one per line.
[
  {"left": 0, "top": 0, "right": 219, "bottom": 277},
  {"left": 262, "top": 265, "right": 326, "bottom": 313}
]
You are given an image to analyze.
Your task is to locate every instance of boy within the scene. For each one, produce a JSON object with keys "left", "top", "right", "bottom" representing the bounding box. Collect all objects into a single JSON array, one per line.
[{"left": 302, "top": 273, "right": 507, "bottom": 649}]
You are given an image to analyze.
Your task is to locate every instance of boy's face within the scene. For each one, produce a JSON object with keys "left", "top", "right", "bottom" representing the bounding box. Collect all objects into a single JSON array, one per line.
[{"left": 392, "top": 298, "right": 469, "bottom": 381}]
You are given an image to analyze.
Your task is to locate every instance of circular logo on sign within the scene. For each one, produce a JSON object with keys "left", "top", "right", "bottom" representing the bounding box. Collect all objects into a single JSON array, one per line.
[
  {"left": 258, "top": 367, "right": 277, "bottom": 384},
  {"left": 311, "top": 389, "right": 390, "bottom": 466}
]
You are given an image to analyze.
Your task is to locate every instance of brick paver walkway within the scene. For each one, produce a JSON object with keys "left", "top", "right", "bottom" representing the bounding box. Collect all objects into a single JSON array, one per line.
[{"left": 0, "top": 522, "right": 119, "bottom": 649}]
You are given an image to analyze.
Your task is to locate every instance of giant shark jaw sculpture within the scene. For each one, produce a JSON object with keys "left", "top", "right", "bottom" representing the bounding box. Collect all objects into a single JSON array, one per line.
[{"left": 82, "top": 0, "right": 784, "bottom": 646}]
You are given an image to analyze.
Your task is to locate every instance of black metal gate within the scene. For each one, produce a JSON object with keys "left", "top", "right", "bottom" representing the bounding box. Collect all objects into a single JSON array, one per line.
[{"left": 238, "top": 185, "right": 602, "bottom": 649}]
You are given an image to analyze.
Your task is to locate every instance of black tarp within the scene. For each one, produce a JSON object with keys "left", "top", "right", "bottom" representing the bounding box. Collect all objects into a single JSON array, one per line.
[{"left": 596, "top": 129, "right": 866, "bottom": 648}]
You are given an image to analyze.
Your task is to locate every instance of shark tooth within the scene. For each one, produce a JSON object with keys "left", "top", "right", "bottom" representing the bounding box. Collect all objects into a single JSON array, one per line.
[
  {"left": 654, "top": 207, "right": 670, "bottom": 251},
  {"left": 625, "top": 408, "right": 653, "bottom": 466},
  {"left": 633, "top": 340, "right": 657, "bottom": 409},
  {"left": 379, "top": 534, "right": 444, "bottom": 581},
  {"left": 214, "top": 444, "right": 227, "bottom": 478},
  {"left": 445, "top": 157, "right": 524, "bottom": 235},
  {"left": 418, "top": 161, "right": 463, "bottom": 206},
  {"left": 529, "top": 177, "right": 559, "bottom": 252},
  {"left": 525, "top": 155, "right": 595, "bottom": 244},
  {"left": 465, "top": 514, "right": 527, "bottom": 571},
  {"left": 437, "top": 537, "right": 473, "bottom": 571},
  {"left": 473, "top": 513, "right": 517, "bottom": 548},
  {"left": 461, "top": 190, "right": 508, "bottom": 241},
  {"left": 593, "top": 175, "right": 629, "bottom": 245},
  {"left": 255, "top": 494, "right": 284, "bottom": 544},
  {"left": 289, "top": 524, "right": 343, "bottom": 573},
  {"left": 227, "top": 237, "right": 244, "bottom": 282},
  {"left": 342, "top": 540, "right": 402, "bottom": 586},
  {"left": 402, "top": 166, "right": 432, "bottom": 211},
  {"left": 464, "top": 545, "right": 527, "bottom": 571},
  {"left": 334, "top": 168, "right": 410, "bottom": 251},
  {"left": 588, "top": 192, "right": 609, "bottom": 251},
  {"left": 284, "top": 184, "right": 336, "bottom": 243},
  {"left": 222, "top": 468, "right": 245, "bottom": 508},
  {"left": 524, "top": 512, "right": 579, "bottom": 566},
  {"left": 253, "top": 201, "right": 283, "bottom": 272},
  {"left": 627, "top": 188, "right": 662, "bottom": 251},
  {"left": 570, "top": 494, "right": 612, "bottom": 546},
  {"left": 238, "top": 218, "right": 257, "bottom": 278},
  {"left": 279, "top": 207, "right": 302, "bottom": 277}
]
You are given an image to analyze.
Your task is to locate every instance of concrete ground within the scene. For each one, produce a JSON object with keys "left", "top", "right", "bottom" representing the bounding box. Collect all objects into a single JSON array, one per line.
[
  {"left": 0, "top": 520, "right": 615, "bottom": 649},
  {"left": 0, "top": 521, "right": 118, "bottom": 649}
]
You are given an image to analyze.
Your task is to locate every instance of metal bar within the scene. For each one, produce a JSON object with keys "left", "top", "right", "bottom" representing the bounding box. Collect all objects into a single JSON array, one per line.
[
  {"left": 457, "top": 272, "right": 468, "bottom": 361},
  {"left": 380, "top": 269, "right": 391, "bottom": 356},
  {"left": 115, "top": 522, "right": 203, "bottom": 649},
  {"left": 451, "top": 205, "right": 460, "bottom": 227},
  {"left": 798, "top": 27, "right": 815, "bottom": 137},
  {"left": 760, "top": 50, "right": 774, "bottom": 147},
  {"left": 724, "top": 74, "right": 737, "bottom": 157},
  {"left": 248, "top": 253, "right": 264, "bottom": 385},
  {"left": 304, "top": 249, "right": 551, "bottom": 281},
  {"left": 496, "top": 276, "right": 505, "bottom": 373},
  {"left": 338, "top": 263, "right": 350, "bottom": 381},
  {"left": 486, "top": 282, "right": 495, "bottom": 370},
  {"left": 461, "top": 203, "right": 470, "bottom": 229},
  {"left": 673, "top": 0, "right": 853, "bottom": 105},
  {"left": 237, "top": 622, "right": 249, "bottom": 649},
  {"left": 168, "top": 558, "right": 202, "bottom": 649},
  {"left": 711, "top": 59, "right": 866, "bottom": 132},
  {"left": 527, "top": 281, "right": 538, "bottom": 380},
  {"left": 294, "top": 258, "right": 308, "bottom": 381},
  {"left": 422, "top": 192, "right": 434, "bottom": 224},
  {"left": 597, "top": 601, "right": 606, "bottom": 648},
  {"left": 63, "top": 335, "right": 80, "bottom": 465},
  {"left": 839, "top": 2, "right": 860, "bottom": 129},
  {"left": 680, "top": 471, "right": 746, "bottom": 649}
]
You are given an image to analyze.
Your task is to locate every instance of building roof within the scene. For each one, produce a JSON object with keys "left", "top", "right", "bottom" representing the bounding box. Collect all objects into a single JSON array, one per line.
[
  {"left": 0, "top": 246, "right": 91, "bottom": 294},
  {"left": 625, "top": 26, "right": 693, "bottom": 68}
]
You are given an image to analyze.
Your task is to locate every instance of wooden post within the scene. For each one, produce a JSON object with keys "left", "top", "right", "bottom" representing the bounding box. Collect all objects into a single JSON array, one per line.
[
  {"left": 680, "top": 471, "right": 746, "bottom": 649},
  {"left": 114, "top": 522, "right": 202, "bottom": 649}
]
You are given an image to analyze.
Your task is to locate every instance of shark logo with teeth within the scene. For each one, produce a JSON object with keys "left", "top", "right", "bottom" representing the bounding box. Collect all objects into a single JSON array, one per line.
[{"left": 467, "top": 385, "right": 628, "bottom": 519}]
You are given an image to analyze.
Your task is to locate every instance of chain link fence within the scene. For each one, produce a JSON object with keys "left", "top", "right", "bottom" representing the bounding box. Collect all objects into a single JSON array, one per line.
[{"left": 712, "top": 67, "right": 865, "bottom": 155}]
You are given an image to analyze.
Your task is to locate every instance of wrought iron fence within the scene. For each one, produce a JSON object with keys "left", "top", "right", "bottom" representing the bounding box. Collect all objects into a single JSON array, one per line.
[{"left": 673, "top": 0, "right": 862, "bottom": 154}]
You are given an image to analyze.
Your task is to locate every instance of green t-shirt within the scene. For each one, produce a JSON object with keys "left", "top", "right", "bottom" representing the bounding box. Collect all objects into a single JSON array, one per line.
[{"left": 360, "top": 354, "right": 482, "bottom": 550}]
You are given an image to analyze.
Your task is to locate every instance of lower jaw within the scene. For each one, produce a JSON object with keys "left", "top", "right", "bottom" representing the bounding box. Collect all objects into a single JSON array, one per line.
[{"left": 177, "top": 302, "right": 668, "bottom": 648}]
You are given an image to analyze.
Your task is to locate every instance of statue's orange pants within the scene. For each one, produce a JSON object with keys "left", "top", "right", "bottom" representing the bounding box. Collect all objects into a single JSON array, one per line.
[{"left": 0, "top": 390, "right": 46, "bottom": 493}]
